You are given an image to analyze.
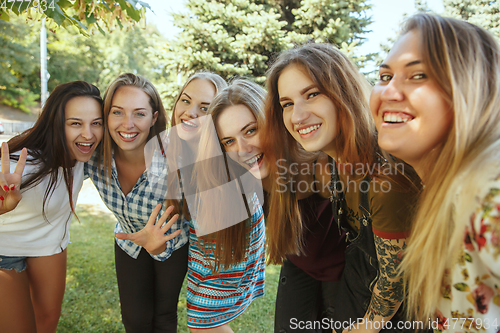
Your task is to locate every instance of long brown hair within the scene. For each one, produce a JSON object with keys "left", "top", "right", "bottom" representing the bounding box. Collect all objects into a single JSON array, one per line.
[
  {"left": 263, "top": 42, "right": 416, "bottom": 264},
  {"left": 193, "top": 79, "right": 266, "bottom": 272},
  {"left": 399, "top": 13, "right": 500, "bottom": 321},
  {"left": 5, "top": 81, "right": 103, "bottom": 221}
]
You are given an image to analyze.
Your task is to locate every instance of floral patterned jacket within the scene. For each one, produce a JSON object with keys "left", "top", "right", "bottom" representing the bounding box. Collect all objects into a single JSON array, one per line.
[{"left": 434, "top": 179, "right": 500, "bottom": 333}]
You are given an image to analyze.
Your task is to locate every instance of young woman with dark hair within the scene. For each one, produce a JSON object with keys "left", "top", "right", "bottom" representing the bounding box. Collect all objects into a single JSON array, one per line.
[{"left": 0, "top": 80, "right": 103, "bottom": 333}]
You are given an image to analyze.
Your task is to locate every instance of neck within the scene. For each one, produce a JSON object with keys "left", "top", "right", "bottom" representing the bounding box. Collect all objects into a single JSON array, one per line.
[
  {"left": 114, "top": 147, "right": 146, "bottom": 167},
  {"left": 261, "top": 175, "right": 272, "bottom": 193}
]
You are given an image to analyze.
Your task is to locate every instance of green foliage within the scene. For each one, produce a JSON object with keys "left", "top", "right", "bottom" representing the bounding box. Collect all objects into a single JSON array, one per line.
[
  {"left": 162, "top": 0, "right": 372, "bottom": 85},
  {"left": 0, "top": 16, "right": 39, "bottom": 112},
  {"left": 444, "top": 0, "right": 500, "bottom": 38},
  {"left": 0, "top": 0, "right": 150, "bottom": 36}
]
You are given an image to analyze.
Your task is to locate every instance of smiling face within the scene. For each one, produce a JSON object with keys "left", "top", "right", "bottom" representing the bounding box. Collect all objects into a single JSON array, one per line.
[
  {"left": 174, "top": 79, "right": 217, "bottom": 142},
  {"left": 107, "top": 86, "right": 158, "bottom": 155},
  {"left": 370, "top": 30, "right": 453, "bottom": 172},
  {"left": 65, "top": 96, "right": 103, "bottom": 163},
  {"left": 277, "top": 63, "right": 338, "bottom": 157},
  {"left": 216, "top": 104, "right": 270, "bottom": 180}
]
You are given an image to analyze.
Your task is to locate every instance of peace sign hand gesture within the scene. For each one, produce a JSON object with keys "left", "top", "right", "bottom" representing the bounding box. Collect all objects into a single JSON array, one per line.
[
  {"left": 0, "top": 142, "right": 27, "bottom": 215},
  {"left": 115, "top": 204, "right": 182, "bottom": 255}
]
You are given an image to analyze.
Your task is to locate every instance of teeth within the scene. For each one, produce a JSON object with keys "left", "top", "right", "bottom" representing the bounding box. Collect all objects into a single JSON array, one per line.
[
  {"left": 182, "top": 119, "right": 197, "bottom": 128},
  {"left": 383, "top": 113, "right": 411, "bottom": 123},
  {"left": 298, "top": 124, "right": 320, "bottom": 135},
  {"left": 245, "top": 153, "right": 263, "bottom": 167},
  {"left": 120, "top": 133, "right": 138, "bottom": 139},
  {"left": 77, "top": 143, "right": 92, "bottom": 146}
]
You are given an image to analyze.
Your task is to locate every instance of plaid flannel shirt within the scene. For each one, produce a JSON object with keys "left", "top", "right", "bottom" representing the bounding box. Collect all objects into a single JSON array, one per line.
[{"left": 84, "top": 151, "right": 189, "bottom": 261}]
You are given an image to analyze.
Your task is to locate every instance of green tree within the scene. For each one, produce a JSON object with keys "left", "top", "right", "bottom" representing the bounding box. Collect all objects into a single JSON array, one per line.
[
  {"left": 1, "top": 0, "right": 150, "bottom": 36},
  {"left": 0, "top": 15, "right": 40, "bottom": 111},
  {"left": 444, "top": 0, "right": 500, "bottom": 38},
  {"left": 161, "top": 0, "right": 372, "bottom": 87}
]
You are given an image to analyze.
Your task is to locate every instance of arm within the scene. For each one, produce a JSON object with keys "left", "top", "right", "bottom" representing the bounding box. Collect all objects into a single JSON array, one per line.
[
  {"left": 115, "top": 204, "right": 182, "bottom": 255},
  {"left": 343, "top": 235, "right": 406, "bottom": 333},
  {"left": 0, "top": 142, "right": 27, "bottom": 215}
]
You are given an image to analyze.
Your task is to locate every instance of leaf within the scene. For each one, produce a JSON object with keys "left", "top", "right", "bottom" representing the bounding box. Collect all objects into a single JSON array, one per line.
[
  {"left": 453, "top": 283, "right": 471, "bottom": 292},
  {"left": 466, "top": 293, "right": 476, "bottom": 305},
  {"left": 482, "top": 274, "right": 491, "bottom": 280},
  {"left": 464, "top": 252, "right": 473, "bottom": 262},
  {"left": 494, "top": 295, "right": 500, "bottom": 307}
]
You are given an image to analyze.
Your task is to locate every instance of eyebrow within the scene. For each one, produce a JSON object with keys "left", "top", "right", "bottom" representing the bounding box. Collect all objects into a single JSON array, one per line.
[
  {"left": 379, "top": 60, "right": 422, "bottom": 69},
  {"left": 279, "top": 84, "right": 317, "bottom": 102},
  {"left": 66, "top": 117, "right": 103, "bottom": 121},
  {"left": 220, "top": 121, "right": 256, "bottom": 141},
  {"left": 182, "top": 92, "right": 211, "bottom": 105},
  {"left": 111, "top": 105, "right": 147, "bottom": 111}
]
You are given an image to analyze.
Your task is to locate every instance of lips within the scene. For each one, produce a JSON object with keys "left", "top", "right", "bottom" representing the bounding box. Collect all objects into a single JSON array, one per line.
[
  {"left": 180, "top": 119, "right": 198, "bottom": 131},
  {"left": 118, "top": 132, "right": 139, "bottom": 142},
  {"left": 243, "top": 153, "right": 264, "bottom": 169},
  {"left": 296, "top": 123, "right": 321, "bottom": 137},
  {"left": 382, "top": 111, "right": 414, "bottom": 124},
  {"left": 76, "top": 142, "right": 94, "bottom": 154}
]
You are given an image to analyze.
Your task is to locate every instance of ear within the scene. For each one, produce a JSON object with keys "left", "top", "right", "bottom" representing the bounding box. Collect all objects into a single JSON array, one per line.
[{"left": 151, "top": 111, "right": 159, "bottom": 127}]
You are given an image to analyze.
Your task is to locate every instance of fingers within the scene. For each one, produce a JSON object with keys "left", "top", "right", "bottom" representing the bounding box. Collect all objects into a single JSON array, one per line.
[
  {"left": 163, "top": 229, "right": 182, "bottom": 242},
  {"left": 115, "top": 232, "right": 133, "bottom": 240},
  {"left": 1, "top": 142, "right": 9, "bottom": 174},
  {"left": 160, "top": 213, "right": 179, "bottom": 231},
  {"left": 14, "top": 148, "right": 27, "bottom": 176},
  {"left": 147, "top": 203, "right": 163, "bottom": 226},
  {"left": 157, "top": 205, "right": 175, "bottom": 225}
]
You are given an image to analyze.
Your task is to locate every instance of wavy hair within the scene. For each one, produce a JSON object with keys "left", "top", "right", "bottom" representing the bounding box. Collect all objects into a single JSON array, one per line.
[
  {"left": 398, "top": 13, "right": 500, "bottom": 321},
  {"left": 263, "top": 42, "right": 381, "bottom": 264},
  {"left": 6, "top": 81, "right": 103, "bottom": 221}
]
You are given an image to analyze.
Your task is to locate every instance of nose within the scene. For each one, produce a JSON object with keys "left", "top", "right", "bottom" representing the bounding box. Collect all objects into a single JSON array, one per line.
[
  {"left": 185, "top": 104, "right": 200, "bottom": 118},
  {"left": 122, "top": 113, "right": 134, "bottom": 129},
  {"left": 81, "top": 124, "right": 93, "bottom": 140},
  {"left": 290, "top": 101, "right": 310, "bottom": 126},
  {"left": 237, "top": 139, "right": 253, "bottom": 156},
  {"left": 380, "top": 76, "right": 404, "bottom": 102}
]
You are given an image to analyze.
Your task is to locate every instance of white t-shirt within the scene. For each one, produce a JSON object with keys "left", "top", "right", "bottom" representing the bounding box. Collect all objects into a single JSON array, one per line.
[{"left": 0, "top": 157, "right": 84, "bottom": 256}]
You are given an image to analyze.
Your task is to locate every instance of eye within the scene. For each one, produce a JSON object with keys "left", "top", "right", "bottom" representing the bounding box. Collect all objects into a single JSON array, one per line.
[
  {"left": 223, "top": 139, "right": 234, "bottom": 146},
  {"left": 181, "top": 99, "right": 190, "bottom": 105},
  {"left": 136, "top": 112, "right": 146, "bottom": 117},
  {"left": 246, "top": 127, "right": 257, "bottom": 135},
  {"left": 70, "top": 122, "right": 81, "bottom": 126},
  {"left": 411, "top": 73, "right": 427, "bottom": 80},
  {"left": 281, "top": 102, "right": 293, "bottom": 109},
  {"left": 92, "top": 121, "right": 103, "bottom": 126},
  {"left": 111, "top": 109, "right": 122, "bottom": 116},
  {"left": 307, "top": 91, "right": 320, "bottom": 99},
  {"left": 200, "top": 106, "right": 208, "bottom": 112},
  {"left": 379, "top": 73, "right": 392, "bottom": 82}
]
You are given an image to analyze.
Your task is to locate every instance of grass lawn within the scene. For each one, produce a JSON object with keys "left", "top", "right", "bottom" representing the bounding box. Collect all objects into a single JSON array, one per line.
[{"left": 58, "top": 206, "right": 279, "bottom": 332}]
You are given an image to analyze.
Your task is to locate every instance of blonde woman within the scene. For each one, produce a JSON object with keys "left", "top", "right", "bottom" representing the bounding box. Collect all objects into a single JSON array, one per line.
[{"left": 371, "top": 13, "right": 500, "bottom": 330}]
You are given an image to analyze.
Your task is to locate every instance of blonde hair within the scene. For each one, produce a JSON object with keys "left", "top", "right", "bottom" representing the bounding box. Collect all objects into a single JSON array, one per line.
[
  {"left": 263, "top": 42, "right": 378, "bottom": 264},
  {"left": 166, "top": 72, "right": 228, "bottom": 218},
  {"left": 102, "top": 73, "right": 168, "bottom": 179},
  {"left": 193, "top": 79, "right": 266, "bottom": 272},
  {"left": 399, "top": 13, "right": 500, "bottom": 321}
]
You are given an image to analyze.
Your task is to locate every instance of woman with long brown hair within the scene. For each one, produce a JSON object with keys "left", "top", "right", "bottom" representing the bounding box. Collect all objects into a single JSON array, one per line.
[
  {"left": 0, "top": 81, "right": 103, "bottom": 333},
  {"left": 264, "top": 43, "right": 420, "bottom": 332}
]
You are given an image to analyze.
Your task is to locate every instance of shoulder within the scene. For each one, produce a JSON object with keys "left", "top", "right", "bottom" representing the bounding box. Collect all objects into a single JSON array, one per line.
[{"left": 369, "top": 177, "right": 419, "bottom": 239}]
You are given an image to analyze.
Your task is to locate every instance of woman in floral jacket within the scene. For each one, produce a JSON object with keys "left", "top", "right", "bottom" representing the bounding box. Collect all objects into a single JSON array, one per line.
[{"left": 370, "top": 13, "right": 500, "bottom": 332}]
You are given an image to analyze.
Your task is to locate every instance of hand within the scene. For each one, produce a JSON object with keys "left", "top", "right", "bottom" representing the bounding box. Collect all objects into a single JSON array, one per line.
[
  {"left": 115, "top": 204, "right": 182, "bottom": 255},
  {"left": 0, "top": 142, "right": 27, "bottom": 215}
]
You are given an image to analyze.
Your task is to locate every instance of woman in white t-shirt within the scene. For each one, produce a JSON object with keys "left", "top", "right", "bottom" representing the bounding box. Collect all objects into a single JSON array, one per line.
[{"left": 0, "top": 81, "right": 104, "bottom": 333}]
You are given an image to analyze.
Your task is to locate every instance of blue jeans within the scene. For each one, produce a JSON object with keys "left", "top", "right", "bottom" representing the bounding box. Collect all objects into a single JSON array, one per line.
[{"left": 0, "top": 255, "right": 27, "bottom": 272}]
